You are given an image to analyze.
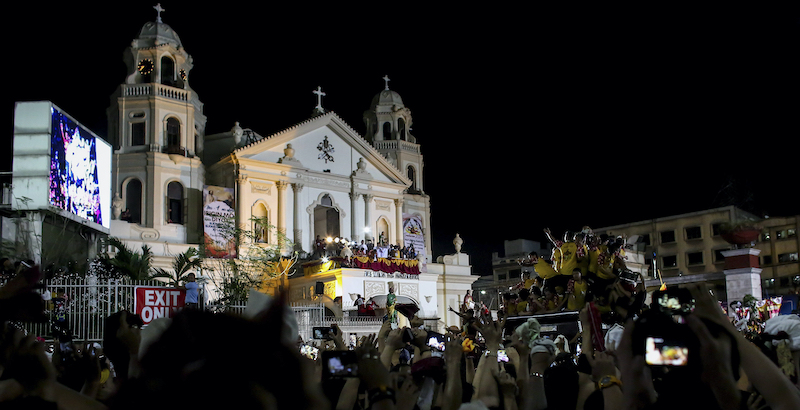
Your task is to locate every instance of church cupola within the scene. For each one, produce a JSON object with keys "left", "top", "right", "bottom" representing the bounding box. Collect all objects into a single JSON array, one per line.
[
  {"left": 363, "top": 76, "right": 415, "bottom": 144},
  {"left": 123, "top": 3, "right": 193, "bottom": 91}
]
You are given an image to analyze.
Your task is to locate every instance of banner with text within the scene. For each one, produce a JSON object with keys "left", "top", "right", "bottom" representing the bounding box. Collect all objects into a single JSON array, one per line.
[
  {"left": 134, "top": 286, "right": 186, "bottom": 326},
  {"left": 402, "top": 213, "right": 426, "bottom": 273},
  {"left": 203, "top": 185, "right": 236, "bottom": 258}
]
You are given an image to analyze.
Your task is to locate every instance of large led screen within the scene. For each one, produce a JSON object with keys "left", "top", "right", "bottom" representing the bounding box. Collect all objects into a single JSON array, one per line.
[{"left": 48, "top": 107, "right": 111, "bottom": 229}]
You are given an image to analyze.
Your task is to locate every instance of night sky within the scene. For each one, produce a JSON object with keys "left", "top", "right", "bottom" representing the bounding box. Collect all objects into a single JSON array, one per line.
[{"left": 5, "top": 3, "right": 799, "bottom": 273}]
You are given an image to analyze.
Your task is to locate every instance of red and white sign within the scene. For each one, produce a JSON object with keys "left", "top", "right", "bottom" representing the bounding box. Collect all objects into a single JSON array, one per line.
[{"left": 134, "top": 286, "right": 186, "bottom": 326}]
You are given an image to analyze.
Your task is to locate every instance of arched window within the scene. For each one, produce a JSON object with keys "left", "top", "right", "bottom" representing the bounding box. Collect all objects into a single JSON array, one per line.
[
  {"left": 407, "top": 165, "right": 417, "bottom": 193},
  {"left": 166, "top": 118, "right": 181, "bottom": 148},
  {"left": 314, "top": 194, "right": 340, "bottom": 240},
  {"left": 398, "top": 118, "right": 406, "bottom": 141},
  {"left": 161, "top": 56, "right": 175, "bottom": 86},
  {"left": 124, "top": 179, "right": 142, "bottom": 224},
  {"left": 167, "top": 181, "right": 183, "bottom": 224},
  {"left": 382, "top": 122, "right": 392, "bottom": 140},
  {"left": 376, "top": 217, "right": 390, "bottom": 246},
  {"left": 252, "top": 202, "right": 269, "bottom": 243}
]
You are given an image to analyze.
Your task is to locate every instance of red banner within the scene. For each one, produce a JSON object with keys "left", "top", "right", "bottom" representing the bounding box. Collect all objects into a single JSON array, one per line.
[
  {"left": 302, "top": 256, "right": 420, "bottom": 276},
  {"left": 134, "top": 286, "right": 186, "bottom": 326}
]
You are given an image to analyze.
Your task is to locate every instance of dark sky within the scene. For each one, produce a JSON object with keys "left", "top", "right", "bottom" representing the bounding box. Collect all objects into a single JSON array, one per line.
[{"left": 4, "top": 3, "right": 799, "bottom": 273}]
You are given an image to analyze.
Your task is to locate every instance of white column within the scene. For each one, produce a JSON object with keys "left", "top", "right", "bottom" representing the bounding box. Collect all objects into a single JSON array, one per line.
[
  {"left": 350, "top": 192, "right": 361, "bottom": 242},
  {"left": 236, "top": 175, "right": 247, "bottom": 230},
  {"left": 292, "top": 183, "right": 304, "bottom": 252},
  {"left": 276, "top": 181, "right": 288, "bottom": 249},
  {"left": 394, "top": 198, "right": 404, "bottom": 247},
  {"left": 363, "top": 194, "right": 373, "bottom": 242}
]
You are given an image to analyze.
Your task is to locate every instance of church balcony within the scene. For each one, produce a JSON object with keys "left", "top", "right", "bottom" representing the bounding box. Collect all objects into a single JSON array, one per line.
[
  {"left": 162, "top": 145, "right": 193, "bottom": 158},
  {"left": 373, "top": 139, "right": 420, "bottom": 154},
  {"left": 120, "top": 83, "right": 190, "bottom": 102}
]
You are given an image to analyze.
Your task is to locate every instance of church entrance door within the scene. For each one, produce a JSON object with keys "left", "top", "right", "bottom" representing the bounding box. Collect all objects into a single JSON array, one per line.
[{"left": 314, "top": 204, "right": 340, "bottom": 240}]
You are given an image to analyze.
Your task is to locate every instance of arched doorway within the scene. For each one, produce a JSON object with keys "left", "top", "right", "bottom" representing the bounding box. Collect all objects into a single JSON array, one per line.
[
  {"left": 314, "top": 194, "right": 340, "bottom": 240},
  {"left": 252, "top": 202, "right": 268, "bottom": 243},
  {"left": 376, "top": 217, "right": 390, "bottom": 246}
]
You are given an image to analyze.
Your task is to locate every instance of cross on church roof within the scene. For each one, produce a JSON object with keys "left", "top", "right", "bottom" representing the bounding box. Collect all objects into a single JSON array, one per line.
[
  {"left": 313, "top": 86, "right": 326, "bottom": 113},
  {"left": 154, "top": 3, "right": 165, "bottom": 23},
  {"left": 383, "top": 75, "right": 390, "bottom": 90}
]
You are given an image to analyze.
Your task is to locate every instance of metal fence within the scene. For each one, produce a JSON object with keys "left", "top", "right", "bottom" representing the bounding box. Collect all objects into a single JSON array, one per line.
[
  {"left": 3, "top": 277, "right": 388, "bottom": 343},
  {"left": 2, "top": 277, "right": 164, "bottom": 342}
]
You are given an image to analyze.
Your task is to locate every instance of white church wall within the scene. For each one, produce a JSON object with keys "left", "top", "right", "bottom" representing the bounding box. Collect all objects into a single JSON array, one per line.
[{"left": 338, "top": 269, "right": 439, "bottom": 318}]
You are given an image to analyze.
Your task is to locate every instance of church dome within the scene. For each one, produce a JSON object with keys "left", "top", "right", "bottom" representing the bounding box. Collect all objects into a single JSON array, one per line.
[
  {"left": 133, "top": 21, "right": 183, "bottom": 48},
  {"left": 370, "top": 89, "right": 405, "bottom": 110}
]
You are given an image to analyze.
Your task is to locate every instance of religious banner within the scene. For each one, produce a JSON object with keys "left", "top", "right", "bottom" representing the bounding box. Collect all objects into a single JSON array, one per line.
[
  {"left": 133, "top": 286, "right": 186, "bottom": 326},
  {"left": 403, "top": 213, "right": 426, "bottom": 273},
  {"left": 203, "top": 185, "right": 236, "bottom": 258}
]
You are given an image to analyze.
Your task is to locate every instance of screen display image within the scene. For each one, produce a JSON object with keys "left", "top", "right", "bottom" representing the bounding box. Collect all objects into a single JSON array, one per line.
[
  {"left": 645, "top": 336, "right": 689, "bottom": 366},
  {"left": 427, "top": 332, "right": 446, "bottom": 351},
  {"left": 48, "top": 107, "right": 110, "bottom": 228},
  {"left": 323, "top": 351, "right": 358, "bottom": 377},
  {"left": 300, "top": 345, "right": 319, "bottom": 361}
]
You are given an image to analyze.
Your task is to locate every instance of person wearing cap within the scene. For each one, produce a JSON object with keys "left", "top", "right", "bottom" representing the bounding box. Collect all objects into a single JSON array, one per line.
[{"left": 176, "top": 273, "right": 199, "bottom": 309}]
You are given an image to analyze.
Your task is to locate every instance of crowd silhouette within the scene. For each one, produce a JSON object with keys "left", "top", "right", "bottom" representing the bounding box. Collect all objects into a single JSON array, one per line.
[{"left": 2, "top": 232, "right": 800, "bottom": 409}]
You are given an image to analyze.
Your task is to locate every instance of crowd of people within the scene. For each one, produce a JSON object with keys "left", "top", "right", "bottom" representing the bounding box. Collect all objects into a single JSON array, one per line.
[
  {"left": 2, "top": 248, "right": 800, "bottom": 409},
  {"left": 465, "top": 228, "right": 634, "bottom": 322},
  {"left": 313, "top": 235, "right": 418, "bottom": 262}
]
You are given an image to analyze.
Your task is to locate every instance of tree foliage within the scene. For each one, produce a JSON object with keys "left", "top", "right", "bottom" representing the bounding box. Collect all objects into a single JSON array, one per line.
[
  {"left": 101, "top": 237, "right": 154, "bottom": 281},
  {"left": 202, "top": 216, "right": 297, "bottom": 306},
  {"left": 151, "top": 247, "right": 203, "bottom": 286}
]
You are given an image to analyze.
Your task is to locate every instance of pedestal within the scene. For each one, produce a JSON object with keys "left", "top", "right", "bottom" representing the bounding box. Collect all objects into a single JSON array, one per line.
[{"left": 722, "top": 248, "right": 762, "bottom": 311}]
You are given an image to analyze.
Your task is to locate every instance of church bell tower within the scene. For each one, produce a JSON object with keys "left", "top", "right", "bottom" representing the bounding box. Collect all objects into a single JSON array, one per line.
[
  {"left": 364, "top": 76, "right": 432, "bottom": 260},
  {"left": 106, "top": 4, "right": 206, "bottom": 244},
  {"left": 363, "top": 76, "right": 424, "bottom": 195}
]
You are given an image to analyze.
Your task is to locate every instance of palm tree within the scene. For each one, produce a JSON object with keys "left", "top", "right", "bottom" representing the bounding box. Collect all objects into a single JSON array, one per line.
[
  {"left": 103, "top": 237, "right": 154, "bottom": 281},
  {"left": 151, "top": 247, "right": 203, "bottom": 286}
]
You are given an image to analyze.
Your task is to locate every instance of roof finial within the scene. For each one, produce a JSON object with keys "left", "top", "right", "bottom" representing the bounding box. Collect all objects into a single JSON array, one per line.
[
  {"left": 313, "top": 86, "right": 326, "bottom": 113},
  {"left": 154, "top": 3, "right": 165, "bottom": 23},
  {"left": 383, "top": 75, "right": 391, "bottom": 90}
]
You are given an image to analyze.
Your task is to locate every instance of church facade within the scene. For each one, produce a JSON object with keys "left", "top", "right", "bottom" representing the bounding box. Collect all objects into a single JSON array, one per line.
[{"left": 104, "top": 9, "right": 476, "bottom": 329}]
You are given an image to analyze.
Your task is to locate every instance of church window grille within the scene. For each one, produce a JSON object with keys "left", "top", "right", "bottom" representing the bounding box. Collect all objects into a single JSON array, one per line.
[
  {"left": 125, "top": 179, "right": 143, "bottom": 224},
  {"left": 166, "top": 118, "right": 181, "bottom": 148},
  {"left": 407, "top": 166, "right": 418, "bottom": 193},
  {"left": 161, "top": 56, "right": 176, "bottom": 87},
  {"left": 131, "top": 122, "right": 146, "bottom": 146},
  {"left": 383, "top": 122, "right": 392, "bottom": 140},
  {"left": 167, "top": 181, "right": 183, "bottom": 224},
  {"left": 398, "top": 118, "right": 406, "bottom": 141}
]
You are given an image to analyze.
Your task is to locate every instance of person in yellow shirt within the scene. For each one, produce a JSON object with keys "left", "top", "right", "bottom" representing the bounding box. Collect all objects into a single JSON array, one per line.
[
  {"left": 503, "top": 292, "right": 518, "bottom": 317},
  {"left": 516, "top": 288, "right": 530, "bottom": 314},
  {"left": 567, "top": 269, "right": 588, "bottom": 311},
  {"left": 521, "top": 271, "right": 537, "bottom": 291},
  {"left": 543, "top": 287, "right": 568, "bottom": 313}
]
